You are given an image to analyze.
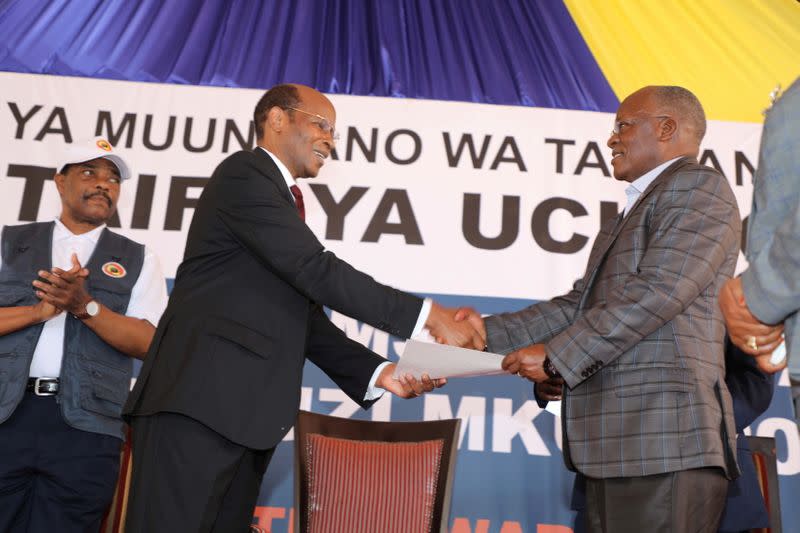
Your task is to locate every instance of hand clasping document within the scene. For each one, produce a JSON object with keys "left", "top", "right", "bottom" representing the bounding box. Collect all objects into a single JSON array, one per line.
[
  {"left": 395, "top": 340, "right": 563, "bottom": 417},
  {"left": 393, "top": 339, "right": 506, "bottom": 380}
]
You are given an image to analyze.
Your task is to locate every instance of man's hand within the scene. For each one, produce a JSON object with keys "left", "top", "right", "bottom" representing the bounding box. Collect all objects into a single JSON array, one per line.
[
  {"left": 753, "top": 352, "right": 788, "bottom": 374},
  {"left": 453, "top": 306, "right": 486, "bottom": 342},
  {"left": 32, "top": 299, "right": 62, "bottom": 322},
  {"left": 0, "top": 262, "right": 67, "bottom": 335},
  {"left": 536, "top": 376, "right": 564, "bottom": 400},
  {"left": 376, "top": 364, "right": 446, "bottom": 399},
  {"left": 720, "top": 277, "right": 785, "bottom": 371},
  {"left": 501, "top": 344, "right": 548, "bottom": 383},
  {"left": 32, "top": 253, "right": 91, "bottom": 316},
  {"left": 426, "top": 302, "right": 486, "bottom": 350}
]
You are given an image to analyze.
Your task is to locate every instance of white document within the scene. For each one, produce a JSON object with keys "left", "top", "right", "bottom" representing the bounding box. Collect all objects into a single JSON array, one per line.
[
  {"left": 544, "top": 400, "right": 561, "bottom": 417},
  {"left": 394, "top": 339, "right": 506, "bottom": 380},
  {"left": 771, "top": 341, "right": 787, "bottom": 365}
]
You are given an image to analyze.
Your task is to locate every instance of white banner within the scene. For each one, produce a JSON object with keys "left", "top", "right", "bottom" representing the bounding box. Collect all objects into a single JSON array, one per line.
[{"left": 0, "top": 72, "right": 760, "bottom": 299}]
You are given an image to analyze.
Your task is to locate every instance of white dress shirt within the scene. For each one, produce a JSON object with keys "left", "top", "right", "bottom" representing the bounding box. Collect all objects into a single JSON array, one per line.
[
  {"left": 0, "top": 218, "right": 168, "bottom": 377},
  {"left": 258, "top": 147, "right": 432, "bottom": 397}
]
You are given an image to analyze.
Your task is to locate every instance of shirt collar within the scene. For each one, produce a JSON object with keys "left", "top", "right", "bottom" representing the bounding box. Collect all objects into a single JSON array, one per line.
[
  {"left": 53, "top": 217, "right": 105, "bottom": 243},
  {"left": 258, "top": 146, "right": 296, "bottom": 194},
  {"left": 627, "top": 157, "right": 682, "bottom": 195},
  {"left": 622, "top": 157, "right": 683, "bottom": 218}
]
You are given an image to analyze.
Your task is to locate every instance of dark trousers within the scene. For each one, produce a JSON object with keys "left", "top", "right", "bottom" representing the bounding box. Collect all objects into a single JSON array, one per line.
[
  {"left": 584, "top": 467, "right": 728, "bottom": 533},
  {"left": 0, "top": 393, "right": 121, "bottom": 533},
  {"left": 125, "top": 412, "right": 275, "bottom": 533}
]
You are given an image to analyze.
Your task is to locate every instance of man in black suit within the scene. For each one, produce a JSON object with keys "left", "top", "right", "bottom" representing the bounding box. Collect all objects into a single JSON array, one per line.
[{"left": 123, "top": 84, "right": 482, "bottom": 532}]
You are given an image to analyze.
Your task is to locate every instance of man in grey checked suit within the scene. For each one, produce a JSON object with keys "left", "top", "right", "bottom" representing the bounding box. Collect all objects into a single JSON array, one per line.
[
  {"left": 719, "top": 76, "right": 799, "bottom": 416},
  {"left": 462, "top": 86, "right": 741, "bottom": 532}
]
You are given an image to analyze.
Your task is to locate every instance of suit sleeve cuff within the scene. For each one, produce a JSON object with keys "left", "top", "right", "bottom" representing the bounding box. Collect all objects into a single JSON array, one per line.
[
  {"left": 740, "top": 269, "right": 786, "bottom": 325},
  {"left": 545, "top": 339, "right": 603, "bottom": 390},
  {"left": 484, "top": 315, "right": 515, "bottom": 354},
  {"left": 410, "top": 298, "right": 433, "bottom": 338},
  {"left": 364, "top": 361, "right": 392, "bottom": 401}
]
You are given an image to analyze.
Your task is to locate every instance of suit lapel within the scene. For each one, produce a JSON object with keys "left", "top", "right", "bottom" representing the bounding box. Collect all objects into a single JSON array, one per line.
[
  {"left": 578, "top": 157, "right": 697, "bottom": 306},
  {"left": 619, "top": 157, "right": 697, "bottom": 228},
  {"left": 252, "top": 147, "right": 296, "bottom": 205},
  {"left": 576, "top": 213, "right": 622, "bottom": 311},
  {"left": 585, "top": 213, "right": 623, "bottom": 269}
]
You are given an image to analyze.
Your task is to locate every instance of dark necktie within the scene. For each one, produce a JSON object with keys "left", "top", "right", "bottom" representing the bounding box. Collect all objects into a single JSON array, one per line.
[{"left": 290, "top": 185, "right": 305, "bottom": 221}]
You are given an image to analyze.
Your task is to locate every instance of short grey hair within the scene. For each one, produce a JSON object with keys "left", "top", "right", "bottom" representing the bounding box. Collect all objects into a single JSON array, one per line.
[{"left": 651, "top": 86, "right": 707, "bottom": 143}]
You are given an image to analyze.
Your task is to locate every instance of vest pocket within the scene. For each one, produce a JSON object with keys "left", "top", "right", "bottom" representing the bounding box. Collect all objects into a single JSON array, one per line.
[
  {"left": 80, "top": 361, "right": 129, "bottom": 417},
  {"left": 90, "top": 287, "right": 128, "bottom": 315}
]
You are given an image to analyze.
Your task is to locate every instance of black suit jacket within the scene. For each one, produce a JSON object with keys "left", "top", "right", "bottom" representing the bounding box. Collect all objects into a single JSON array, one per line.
[{"left": 123, "top": 149, "right": 422, "bottom": 449}]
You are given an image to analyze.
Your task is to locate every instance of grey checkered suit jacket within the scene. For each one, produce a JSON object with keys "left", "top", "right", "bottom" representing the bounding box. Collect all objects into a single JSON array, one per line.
[{"left": 486, "top": 157, "right": 741, "bottom": 480}]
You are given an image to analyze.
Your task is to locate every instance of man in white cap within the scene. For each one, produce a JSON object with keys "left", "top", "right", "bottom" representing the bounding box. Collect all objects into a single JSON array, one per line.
[{"left": 0, "top": 137, "right": 167, "bottom": 533}]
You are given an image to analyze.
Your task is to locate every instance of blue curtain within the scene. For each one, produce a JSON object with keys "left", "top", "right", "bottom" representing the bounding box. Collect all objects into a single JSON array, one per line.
[{"left": 0, "top": 0, "right": 618, "bottom": 111}]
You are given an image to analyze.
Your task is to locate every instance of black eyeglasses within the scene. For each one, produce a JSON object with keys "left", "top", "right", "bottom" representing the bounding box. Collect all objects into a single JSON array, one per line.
[
  {"left": 285, "top": 107, "right": 340, "bottom": 141},
  {"left": 611, "top": 115, "right": 670, "bottom": 135}
]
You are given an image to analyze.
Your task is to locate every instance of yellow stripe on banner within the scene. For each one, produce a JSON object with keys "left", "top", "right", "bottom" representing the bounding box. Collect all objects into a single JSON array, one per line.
[{"left": 564, "top": 0, "right": 800, "bottom": 123}]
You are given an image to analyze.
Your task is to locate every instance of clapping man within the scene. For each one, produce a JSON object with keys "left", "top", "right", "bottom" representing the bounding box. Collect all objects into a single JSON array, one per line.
[{"left": 0, "top": 138, "right": 167, "bottom": 533}]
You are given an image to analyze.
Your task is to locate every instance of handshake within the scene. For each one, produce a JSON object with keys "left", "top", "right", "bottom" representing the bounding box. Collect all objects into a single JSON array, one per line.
[
  {"left": 427, "top": 303, "right": 559, "bottom": 385},
  {"left": 380, "top": 302, "right": 561, "bottom": 398},
  {"left": 425, "top": 302, "right": 487, "bottom": 351}
]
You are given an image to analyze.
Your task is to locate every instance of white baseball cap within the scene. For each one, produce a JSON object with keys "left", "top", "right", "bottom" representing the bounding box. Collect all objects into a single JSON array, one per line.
[{"left": 59, "top": 137, "right": 131, "bottom": 180}]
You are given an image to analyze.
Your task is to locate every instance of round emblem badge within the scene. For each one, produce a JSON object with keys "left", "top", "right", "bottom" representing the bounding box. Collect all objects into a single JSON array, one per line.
[
  {"left": 102, "top": 261, "right": 126, "bottom": 278},
  {"left": 96, "top": 139, "right": 112, "bottom": 152}
]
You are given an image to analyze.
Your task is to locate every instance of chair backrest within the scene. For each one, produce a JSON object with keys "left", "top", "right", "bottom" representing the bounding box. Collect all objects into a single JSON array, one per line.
[
  {"left": 294, "top": 410, "right": 461, "bottom": 533},
  {"left": 747, "top": 435, "right": 783, "bottom": 533}
]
